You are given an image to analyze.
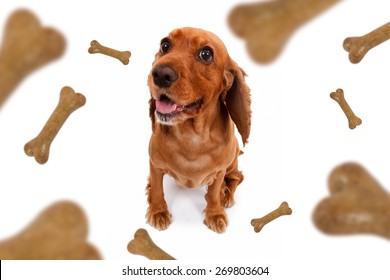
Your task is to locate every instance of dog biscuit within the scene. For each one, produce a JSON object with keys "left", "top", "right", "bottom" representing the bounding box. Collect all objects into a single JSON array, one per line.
[
  {"left": 0, "top": 201, "right": 102, "bottom": 259},
  {"left": 251, "top": 201, "right": 292, "bottom": 233},
  {"left": 313, "top": 162, "right": 390, "bottom": 240},
  {"left": 228, "top": 0, "right": 342, "bottom": 63},
  {"left": 127, "top": 228, "right": 175, "bottom": 260},
  {"left": 88, "top": 40, "right": 131, "bottom": 65},
  {"left": 330, "top": 88, "right": 362, "bottom": 129},
  {"left": 24, "top": 86, "right": 86, "bottom": 164},
  {"left": 0, "top": 9, "right": 66, "bottom": 108},
  {"left": 344, "top": 22, "right": 390, "bottom": 63}
]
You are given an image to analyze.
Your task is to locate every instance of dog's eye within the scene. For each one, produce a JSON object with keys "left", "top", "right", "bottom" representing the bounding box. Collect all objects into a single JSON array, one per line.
[
  {"left": 160, "top": 39, "right": 171, "bottom": 54},
  {"left": 198, "top": 47, "right": 213, "bottom": 64}
]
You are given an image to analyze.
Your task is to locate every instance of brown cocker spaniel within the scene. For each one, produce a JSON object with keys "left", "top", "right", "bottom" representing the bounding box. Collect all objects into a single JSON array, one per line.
[{"left": 146, "top": 27, "right": 251, "bottom": 233}]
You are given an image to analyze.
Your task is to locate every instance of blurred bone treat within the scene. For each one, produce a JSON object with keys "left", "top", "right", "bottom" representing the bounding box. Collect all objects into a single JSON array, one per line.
[
  {"left": 0, "top": 200, "right": 102, "bottom": 259},
  {"left": 0, "top": 9, "right": 66, "bottom": 108},
  {"left": 228, "top": 0, "right": 342, "bottom": 64},
  {"left": 313, "top": 162, "right": 390, "bottom": 240}
]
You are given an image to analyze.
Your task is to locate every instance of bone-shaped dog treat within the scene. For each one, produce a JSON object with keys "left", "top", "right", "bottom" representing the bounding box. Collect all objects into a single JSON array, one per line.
[
  {"left": 251, "top": 202, "right": 292, "bottom": 233},
  {"left": 0, "top": 9, "right": 66, "bottom": 108},
  {"left": 0, "top": 201, "right": 102, "bottom": 259},
  {"left": 228, "top": 0, "right": 342, "bottom": 63},
  {"left": 344, "top": 22, "right": 390, "bottom": 64},
  {"left": 330, "top": 88, "right": 362, "bottom": 129},
  {"left": 24, "top": 86, "right": 86, "bottom": 164},
  {"left": 127, "top": 228, "right": 175, "bottom": 260},
  {"left": 313, "top": 162, "right": 390, "bottom": 240},
  {"left": 88, "top": 40, "right": 131, "bottom": 65}
]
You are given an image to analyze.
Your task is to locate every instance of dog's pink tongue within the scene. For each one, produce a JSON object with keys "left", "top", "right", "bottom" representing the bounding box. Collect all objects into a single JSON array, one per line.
[{"left": 156, "top": 99, "right": 177, "bottom": 114}]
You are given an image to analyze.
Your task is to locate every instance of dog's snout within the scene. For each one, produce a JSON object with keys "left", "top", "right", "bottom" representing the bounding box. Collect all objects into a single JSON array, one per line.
[{"left": 152, "top": 65, "right": 177, "bottom": 88}]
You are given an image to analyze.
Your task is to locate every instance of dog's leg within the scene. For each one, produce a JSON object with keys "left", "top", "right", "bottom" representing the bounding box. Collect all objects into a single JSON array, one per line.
[
  {"left": 221, "top": 156, "right": 244, "bottom": 208},
  {"left": 145, "top": 162, "right": 172, "bottom": 230},
  {"left": 204, "top": 170, "right": 228, "bottom": 233}
]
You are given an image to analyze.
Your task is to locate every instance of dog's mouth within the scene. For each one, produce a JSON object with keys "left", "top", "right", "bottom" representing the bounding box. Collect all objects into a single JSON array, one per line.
[{"left": 155, "top": 94, "right": 202, "bottom": 124}]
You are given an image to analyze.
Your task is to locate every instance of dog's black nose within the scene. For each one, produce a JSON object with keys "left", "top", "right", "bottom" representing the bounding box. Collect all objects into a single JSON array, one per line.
[{"left": 152, "top": 65, "right": 177, "bottom": 88}]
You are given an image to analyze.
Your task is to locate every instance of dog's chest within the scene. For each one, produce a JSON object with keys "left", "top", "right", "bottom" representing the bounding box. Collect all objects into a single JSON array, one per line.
[
  {"left": 152, "top": 132, "right": 235, "bottom": 188},
  {"left": 167, "top": 153, "right": 225, "bottom": 188}
]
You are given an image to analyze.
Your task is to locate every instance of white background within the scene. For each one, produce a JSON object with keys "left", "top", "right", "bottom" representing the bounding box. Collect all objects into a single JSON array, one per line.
[{"left": 1, "top": 0, "right": 390, "bottom": 278}]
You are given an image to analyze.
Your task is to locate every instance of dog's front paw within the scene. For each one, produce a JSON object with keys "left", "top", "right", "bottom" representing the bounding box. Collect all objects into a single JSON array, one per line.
[
  {"left": 204, "top": 209, "right": 228, "bottom": 233},
  {"left": 146, "top": 207, "right": 172, "bottom": 231}
]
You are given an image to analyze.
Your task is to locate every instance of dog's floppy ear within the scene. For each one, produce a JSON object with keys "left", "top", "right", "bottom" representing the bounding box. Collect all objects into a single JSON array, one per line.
[
  {"left": 223, "top": 61, "right": 251, "bottom": 146},
  {"left": 149, "top": 97, "right": 156, "bottom": 133}
]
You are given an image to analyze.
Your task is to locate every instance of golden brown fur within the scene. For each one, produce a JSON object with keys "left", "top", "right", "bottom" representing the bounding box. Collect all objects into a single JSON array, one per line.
[{"left": 146, "top": 27, "right": 251, "bottom": 233}]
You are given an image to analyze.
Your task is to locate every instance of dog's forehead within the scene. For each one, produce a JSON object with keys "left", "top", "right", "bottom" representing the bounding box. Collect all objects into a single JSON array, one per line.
[{"left": 168, "top": 27, "right": 227, "bottom": 51}]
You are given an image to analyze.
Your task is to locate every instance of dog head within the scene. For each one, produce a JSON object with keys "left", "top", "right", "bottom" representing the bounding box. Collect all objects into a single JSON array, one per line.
[{"left": 148, "top": 27, "right": 251, "bottom": 145}]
